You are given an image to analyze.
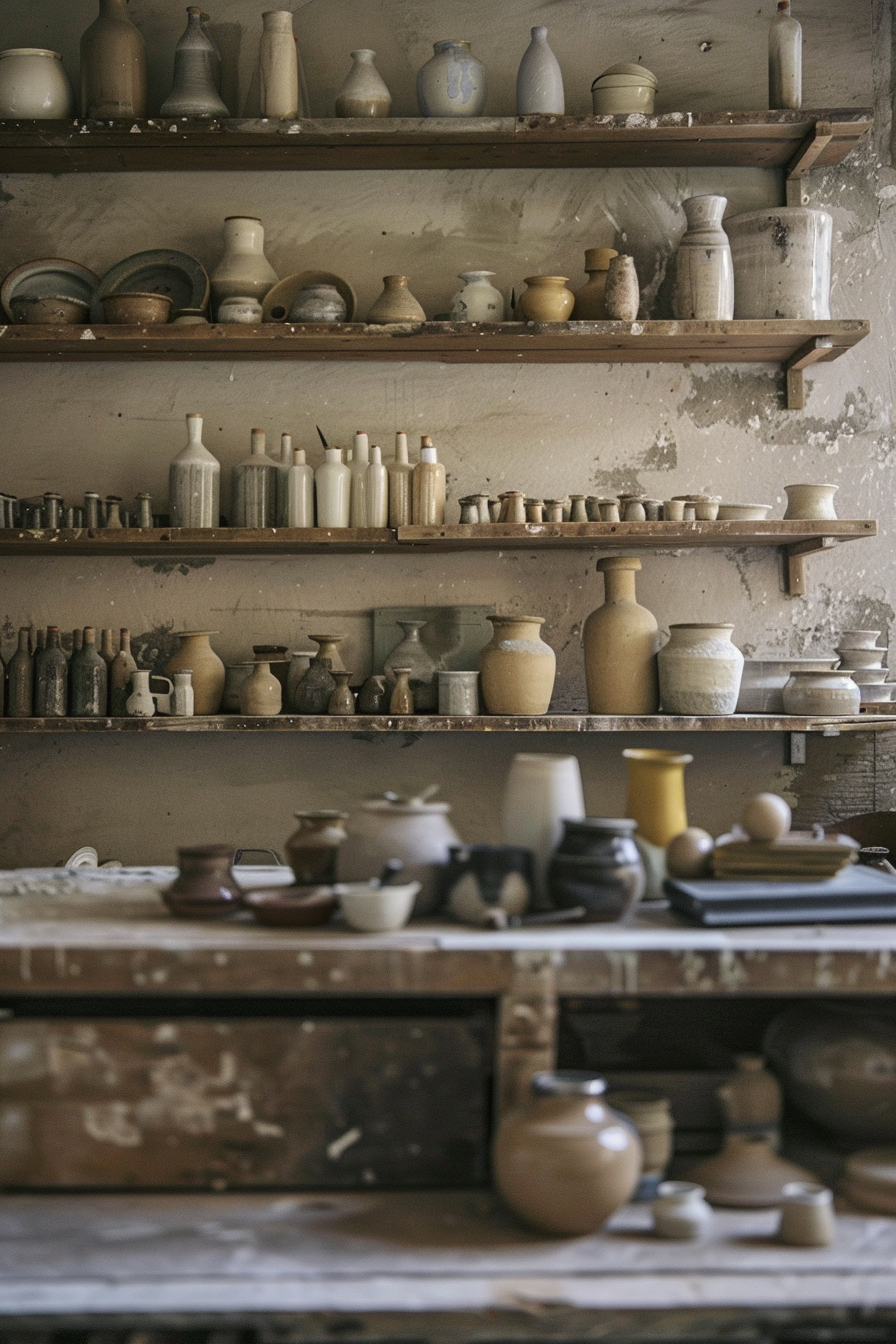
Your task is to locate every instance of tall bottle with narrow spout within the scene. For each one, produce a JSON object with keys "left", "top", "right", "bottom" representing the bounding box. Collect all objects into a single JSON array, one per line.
[
  {"left": 232, "top": 428, "right": 278, "bottom": 527},
  {"left": 387, "top": 431, "right": 413, "bottom": 527},
  {"left": 769, "top": 0, "right": 802, "bottom": 109},
  {"left": 315, "top": 446, "right": 351, "bottom": 527},
  {"left": 287, "top": 448, "right": 315, "bottom": 526},
  {"left": 169, "top": 412, "right": 220, "bottom": 528},
  {"left": 349, "top": 430, "right": 370, "bottom": 526},
  {"left": 276, "top": 432, "right": 293, "bottom": 524},
  {"left": 367, "top": 445, "right": 389, "bottom": 527}
]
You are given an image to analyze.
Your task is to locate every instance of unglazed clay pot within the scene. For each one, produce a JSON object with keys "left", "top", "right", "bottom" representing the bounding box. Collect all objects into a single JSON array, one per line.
[
  {"left": 547, "top": 818, "right": 645, "bottom": 922},
  {"left": 518, "top": 276, "right": 575, "bottom": 322},
  {"left": 494, "top": 1073, "right": 642, "bottom": 1235},
  {"left": 717, "top": 1055, "right": 782, "bottom": 1135},
  {"left": 417, "top": 40, "right": 487, "bottom": 116},
  {"left": 339, "top": 798, "right": 461, "bottom": 915},
  {"left": 687, "top": 1134, "right": 814, "bottom": 1209},
  {"left": 672, "top": 195, "right": 734, "bottom": 321},
  {"left": 623, "top": 748, "right": 692, "bottom": 849},
  {"left": 783, "top": 483, "right": 838, "bottom": 520},
  {"left": 80, "top": 0, "right": 147, "bottom": 118},
  {"left": 366, "top": 275, "right": 426, "bottom": 323},
  {"left": 605, "top": 255, "right": 640, "bottom": 321},
  {"left": 584, "top": 556, "right": 659, "bottom": 714},
  {"left": 165, "top": 630, "right": 225, "bottom": 714},
  {"left": 781, "top": 669, "right": 861, "bottom": 716},
  {"left": 163, "top": 844, "right": 242, "bottom": 919},
  {"left": 658, "top": 624, "right": 744, "bottom": 716},
  {"left": 239, "top": 659, "right": 282, "bottom": 715},
  {"left": 336, "top": 48, "right": 391, "bottom": 117},
  {"left": 0, "top": 49, "right": 74, "bottom": 118},
  {"left": 778, "top": 1183, "right": 835, "bottom": 1247},
  {"left": 480, "top": 615, "right": 556, "bottom": 715},
  {"left": 285, "top": 810, "right": 348, "bottom": 885},
  {"left": 573, "top": 248, "right": 618, "bottom": 320},
  {"left": 726, "top": 208, "right": 832, "bottom": 319}
]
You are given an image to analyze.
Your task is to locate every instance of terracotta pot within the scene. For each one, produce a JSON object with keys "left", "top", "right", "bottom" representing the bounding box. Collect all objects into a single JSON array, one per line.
[
  {"left": 687, "top": 1133, "right": 814, "bottom": 1209},
  {"left": 658, "top": 623, "right": 744, "bottom": 716},
  {"left": 366, "top": 275, "right": 426, "bottom": 323},
  {"left": 165, "top": 630, "right": 225, "bottom": 714},
  {"left": 163, "top": 844, "right": 242, "bottom": 919},
  {"left": 547, "top": 818, "right": 645, "bottom": 922},
  {"left": 340, "top": 799, "right": 461, "bottom": 915},
  {"left": 480, "top": 615, "right": 555, "bottom": 715},
  {"left": 494, "top": 1072, "right": 642, "bottom": 1235},
  {"left": 285, "top": 810, "right": 348, "bottom": 885},
  {"left": 518, "top": 276, "right": 574, "bottom": 322},
  {"left": 622, "top": 747, "right": 692, "bottom": 849},
  {"left": 584, "top": 556, "right": 659, "bottom": 713}
]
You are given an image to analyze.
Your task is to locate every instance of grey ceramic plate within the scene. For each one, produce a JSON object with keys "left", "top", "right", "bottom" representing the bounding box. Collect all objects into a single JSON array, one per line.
[
  {"left": 1, "top": 258, "right": 100, "bottom": 322},
  {"left": 94, "top": 249, "right": 210, "bottom": 321},
  {"left": 263, "top": 270, "right": 356, "bottom": 322}
]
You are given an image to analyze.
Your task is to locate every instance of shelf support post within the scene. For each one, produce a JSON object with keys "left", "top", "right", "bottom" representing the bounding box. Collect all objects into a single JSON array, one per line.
[
  {"left": 785, "top": 535, "right": 837, "bottom": 596},
  {"left": 495, "top": 950, "right": 559, "bottom": 1120},
  {"left": 785, "top": 336, "right": 834, "bottom": 409},
  {"left": 786, "top": 119, "right": 834, "bottom": 205}
]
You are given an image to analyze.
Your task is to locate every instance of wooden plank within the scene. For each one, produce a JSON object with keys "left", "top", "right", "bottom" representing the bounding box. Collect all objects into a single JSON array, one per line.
[{"left": 0, "top": 111, "right": 873, "bottom": 173}]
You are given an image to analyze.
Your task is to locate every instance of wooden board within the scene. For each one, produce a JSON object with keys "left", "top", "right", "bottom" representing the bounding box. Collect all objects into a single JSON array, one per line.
[
  {"left": 0, "top": 1014, "right": 492, "bottom": 1190},
  {"left": 0, "top": 320, "right": 871, "bottom": 366},
  {"left": 0, "top": 111, "right": 873, "bottom": 173}
]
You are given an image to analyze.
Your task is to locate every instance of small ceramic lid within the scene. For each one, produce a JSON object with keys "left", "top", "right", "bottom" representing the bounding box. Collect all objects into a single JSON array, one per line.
[
  {"left": 593, "top": 62, "right": 658, "bottom": 85},
  {"left": 532, "top": 1071, "right": 606, "bottom": 1096}
]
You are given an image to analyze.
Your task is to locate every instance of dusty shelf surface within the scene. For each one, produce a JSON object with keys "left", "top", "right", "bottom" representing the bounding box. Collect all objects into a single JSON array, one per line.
[
  {"left": 0, "top": 1188, "right": 894, "bottom": 1320},
  {"left": 0, "top": 110, "right": 872, "bottom": 173}
]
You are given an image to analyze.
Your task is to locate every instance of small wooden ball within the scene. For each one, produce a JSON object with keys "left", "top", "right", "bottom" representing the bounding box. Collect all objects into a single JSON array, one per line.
[
  {"left": 742, "top": 793, "right": 792, "bottom": 842},
  {"left": 666, "top": 827, "right": 715, "bottom": 879}
]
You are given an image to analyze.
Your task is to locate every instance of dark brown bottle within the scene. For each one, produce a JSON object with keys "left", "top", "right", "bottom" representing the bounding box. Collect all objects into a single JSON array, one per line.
[
  {"left": 8, "top": 628, "right": 33, "bottom": 717},
  {"left": 34, "top": 627, "right": 68, "bottom": 717},
  {"left": 70, "top": 627, "right": 107, "bottom": 717}
]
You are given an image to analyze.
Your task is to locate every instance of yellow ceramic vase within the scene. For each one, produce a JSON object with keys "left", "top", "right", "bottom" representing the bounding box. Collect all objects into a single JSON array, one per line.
[{"left": 622, "top": 747, "right": 693, "bottom": 847}]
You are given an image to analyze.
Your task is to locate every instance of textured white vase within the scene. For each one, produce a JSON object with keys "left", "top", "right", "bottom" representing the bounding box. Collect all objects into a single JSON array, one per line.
[
  {"left": 658, "top": 624, "right": 744, "bottom": 716},
  {"left": 726, "top": 209, "right": 831, "bottom": 319},
  {"left": 450, "top": 271, "right": 504, "bottom": 322},
  {"left": 501, "top": 753, "right": 585, "bottom": 905},
  {"left": 259, "top": 10, "right": 298, "bottom": 118},
  {"left": 168, "top": 413, "right": 220, "bottom": 528},
  {"left": 516, "top": 26, "right": 564, "bottom": 115},
  {"left": 672, "top": 195, "right": 734, "bottom": 321}
]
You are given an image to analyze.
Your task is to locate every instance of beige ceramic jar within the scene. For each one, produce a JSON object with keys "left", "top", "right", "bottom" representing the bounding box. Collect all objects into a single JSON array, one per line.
[
  {"left": 573, "top": 248, "right": 618, "bottom": 319},
  {"left": 367, "top": 275, "right": 426, "bottom": 323},
  {"left": 480, "top": 615, "right": 556, "bottom": 715},
  {"left": 781, "top": 669, "right": 861, "bottom": 716},
  {"left": 658, "top": 624, "right": 744, "bottom": 716},
  {"left": 339, "top": 799, "right": 461, "bottom": 914},
  {"left": 518, "top": 276, "right": 575, "bottom": 322},
  {"left": 494, "top": 1072, "right": 642, "bottom": 1235},
  {"left": 717, "top": 1055, "right": 782, "bottom": 1134},
  {"left": 584, "top": 557, "right": 659, "bottom": 713},
  {"left": 165, "top": 631, "right": 225, "bottom": 714}
]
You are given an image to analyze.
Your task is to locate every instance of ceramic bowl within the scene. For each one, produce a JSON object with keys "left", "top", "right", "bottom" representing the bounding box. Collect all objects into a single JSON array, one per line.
[
  {"left": 9, "top": 293, "right": 89, "bottom": 325},
  {"left": 591, "top": 84, "right": 655, "bottom": 115},
  {"left": 244, "top": 886, "right": 338, "bottom": 927},
  {"left": 843, "top": 667, "right": 888, "bottom": 685},
  {"left": 735, "top": 658, "right": 839, "bottom": 713},
  {"left": 95, "top": 249, "right": 209, "bottom": 322},
  {"left": 102, "top": 292, "right": 173, "bottom": 325},
  {"left": 836, "top": 647, "right": 885, "bottom": 668},
  {"left": 839, "top": 629, "right": 882, "bottom": 650},
  {"left": 338, "top": 881, "right": 421, "bottom": 933},
  {"left": 717, "top": 504, "right": 773, "bottom": 521},
  {"left": 1, "top": 257, "right": 99, "bottom": 323},
  {"left": 264, "top": 271, "right": 356, "bottom": 323}
]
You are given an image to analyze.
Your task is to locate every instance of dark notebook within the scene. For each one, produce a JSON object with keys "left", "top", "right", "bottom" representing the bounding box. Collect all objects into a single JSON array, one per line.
[{"left": 666, "top": 866, "right": 896, "bottom": 926}]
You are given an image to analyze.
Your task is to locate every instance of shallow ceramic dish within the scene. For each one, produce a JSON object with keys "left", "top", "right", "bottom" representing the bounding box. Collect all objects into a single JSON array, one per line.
[
  {"left": 338, "top": 881, "right": 421, "bottom": 933},
  {"left": 94, "top": 250, "right": 210, "bottom": 322},
  {"left": 1, "top": 258, "right": 99, "bottom": 323},
  {"left": 717, "top": 504, "right": 773, "bottom": 521},
  {"left": 244, "top": 886, "right": 338, "bottom": 927},
  {"left": 263, "top": 270, "right": 356, "bottom": 323},
  {"left": 102, "top": 292, "right": 173, "bottom": 325},
  {"left": 9, "top": 293, "right": 89, "bottom": 324}
]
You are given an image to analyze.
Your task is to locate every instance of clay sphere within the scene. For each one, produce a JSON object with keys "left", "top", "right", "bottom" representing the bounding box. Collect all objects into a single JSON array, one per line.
[
  {"left": 666, "top": 827, "right": 714, "bottom": 879},
  {"left": 742, "top": 793, "right": 791, "bottom": 842}
]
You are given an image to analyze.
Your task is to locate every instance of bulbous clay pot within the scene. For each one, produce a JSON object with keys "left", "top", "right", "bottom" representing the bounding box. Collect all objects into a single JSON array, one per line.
[
  {"left": 285, "top": 810, "right": 348, "bottom": 885},
  {"left": 518, "top": 275, "right": 574, "bottom": 322},
  {"left": 163, "top": 844, "right": 242, "bottom": 919},
  {"left": 366, "top": 275, "right": 426, "bottom": 323},
  {"left": 165, "top": 631, "right": 225, "bottom": 714},
  {"left": 480, "top": 615, "right": 556, "bottom": 715},
  {"left": 687, "top": 1133, "right": 814, "bottom": 1209}
]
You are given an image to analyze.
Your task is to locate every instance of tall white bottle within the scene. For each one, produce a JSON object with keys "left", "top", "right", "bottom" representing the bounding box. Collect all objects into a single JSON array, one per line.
[
  {"left": 349, "top": 430, "right": 370, "bottom": 526},
  {"left": 315, "top": 446, "right": 351, "bottom": 527},
  {"left": 412, "top": 434, "right": 446, "bottom": 525},
  {"left": 367, "top": 445, "right": 389, "bottom": 527},
  {"left": 287, "top": 448, "right": 315, "bottom": 526},
  {"left": 259, "top": 10, "right": 299, "bottom": 118},
  {"left": 516, "top": 26, "right": 564, "bottom": 115},
  {"left": 769, "top": 0, "right": 802, "bottom": 109},
  {"left": 276, "top": 432, "right": 293, "bottom": 524},
  {"left": 168, "top": 412, "right": 220, "bottom": 527},
  {"left": 387, "top": 431, "right": 414, "bottom": 527}
]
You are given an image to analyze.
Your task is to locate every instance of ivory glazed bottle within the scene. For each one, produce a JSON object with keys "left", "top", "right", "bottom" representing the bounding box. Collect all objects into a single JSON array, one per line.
[
  {"left": 80, "top": 0, "right": 147, "bottom": 119},
  {"left": 349, "top": 430, "right": 371, "bottom": 526},
  {"left": 412, "top": 435, "right": 446, "bottom": 525},
  {"left": 169, "top": 412, "right": 221, "bottom": 528},
  {"left": 287, "top": 447, "right": 315, "bottom": 526},
  {"left": 367, "top": 445, "right": 388, "bottom": 527},
  {"left": 315, "top": 446, "right": 351, "bottom": 527},
  {"left": 34, "top": 626, "right": 68, "bottom": 717},
  {"left": 769, "top": 0, "right": 802, "bottom": 109},
  {"left": 231, "top": 428, "right": 279, "bottom": 527},
  {"left": 276, "top": 432, "right": 293, "bottom": 525},
  {"left": 259, "top": 10, "right": 299, "bottom": 118},
  {"left": 387, "top": 431, "right": 413, "bottom": 526}
]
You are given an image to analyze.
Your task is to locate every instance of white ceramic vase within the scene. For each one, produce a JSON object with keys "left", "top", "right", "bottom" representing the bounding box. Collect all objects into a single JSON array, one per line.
[
  {"left": 726, "top": 208, "right": 832, "bottom": 319},
  {"left": 315, "top": 447, "right": 351, "bottom": 527},
  {"left": 658, "top": 624, "right": 744, "bottom": 716},
  {"left": 417, "top": 41, "right": 487, "bottom": 116},
  {"left": 672, "top": 195, "right": 734, "bottom": 321},
  {"left": 516, "top": 26, "right": 564, "bottom": 115},
  {"left": 0, "top": 48, "right": 74, "bottom": 118},
  {"left": 168, "top": 412, "right": 220, "bottom": 528},
  {"left": 450, "top": 271, "right": 504, "bottom": 322},
  {"left": 287, "top": 449, "right": 315, "bottom": 526},
  {"left": 783, "top": 483, "right": 838, "bottom": 520},
  {"left": 336, "top": 48, "right": 391, "bottom": 117},
  {"left": 501, "top": 752, "right": 585, "bottom": 905},
  {"left": 769, "top": 0, "right": 802, "bottom": 110},
  {"left": 210, "top": 216, "right": 279, "bottom": 311},
  {"left": 259, "top": 10, "right": 298, "bottom": 118}
]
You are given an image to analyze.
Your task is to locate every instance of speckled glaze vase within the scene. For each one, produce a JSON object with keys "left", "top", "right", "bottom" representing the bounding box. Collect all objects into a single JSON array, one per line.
[
  {"left": 450, "top": 271, "right": 504, "bottom": 322},
  {"left": 479, "top": 615, "right": 556, "bottom": 715},
  {"left": 605, "top": 255, "right": 640, "bottom": 321},
  {"left": 165, "top": 630, "right": 225, "bottom": 714},
  {"left": 160, "top": 6, "right": 229, "bottom": 117},
  {"left": 335, "top": 48, "right": 391, "bottom": 117},
  {"left": 673, "top": 195, "right": 734, "bottom": 321},
  {"left": 417, "top": 40, "right": 487, "bottom": 117}
]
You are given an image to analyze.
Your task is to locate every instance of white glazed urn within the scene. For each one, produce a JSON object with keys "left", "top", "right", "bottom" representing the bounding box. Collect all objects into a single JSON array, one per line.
[
  {"left": 210, "top": 216, "right": 278, "bottom": 311},
  {"left": 658, "top": 624, "right": 744, "bottom": 716},
  {"left": 726, "top": 208, "right": 832, "bottom": 319},
  {"left": 450, "top": 271, "right": 504, "bottom": 322},
  {"left": 417, "top": 41, "right": 487, "bottom": 116},
  {"left": 0, "top": 48, "right": 74, "bottom": 118}
]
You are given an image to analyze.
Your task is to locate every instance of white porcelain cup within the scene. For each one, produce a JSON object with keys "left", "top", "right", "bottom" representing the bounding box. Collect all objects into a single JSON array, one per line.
[
  {"left": 338, "top": 881, "right": 421, "bottom": 932},
  {"left": 778, "top": 1182, "right": 835, "bottom": 1247}
]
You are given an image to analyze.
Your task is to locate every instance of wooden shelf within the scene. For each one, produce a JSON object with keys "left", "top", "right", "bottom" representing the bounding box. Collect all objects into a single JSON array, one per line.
[
  {"left": 0, "top": 713, "right": 891, "bottom": 734},
  {"left": 0, "top": 111, "right": 872, "bottom": 174}
]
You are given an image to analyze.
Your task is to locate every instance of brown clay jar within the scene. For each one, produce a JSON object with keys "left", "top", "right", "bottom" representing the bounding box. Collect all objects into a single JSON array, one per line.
[
  {"left": 163, "top": 844, "right": 242, "bottom": 919},
  {"left": 494, "top": 1072, "right": 642, "bottom": 1235},
  {"left": 573, "top": 247, "right": 619, "bottom": 319},
  {"left": 285, "top": 810, "right": 349, "bottom": 884}
]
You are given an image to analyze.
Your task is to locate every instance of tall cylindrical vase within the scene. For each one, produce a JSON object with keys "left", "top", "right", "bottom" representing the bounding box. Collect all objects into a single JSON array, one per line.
[
  {"left": 502, "top": 753, "right": 585, "bottom": 905},
  {"left": 259, "top": 10, "right": 298, "bottom": 118},
  {"left": 622, "top": 748, "right": 692, "bottom": 848},
  {"left": 169, "top": 412, "right": 220, "bottom": 527},
  {"left": 80, "top": 0, "right": 147, "bottom": 118},
  {"left": 584, "top": 557, "right": 659, "bottom": 713},
  {"left": 672, "top": 195, "right": 734, "bottom": 321}
]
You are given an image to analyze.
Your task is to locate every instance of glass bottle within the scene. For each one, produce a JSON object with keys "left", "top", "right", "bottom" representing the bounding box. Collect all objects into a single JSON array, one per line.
[
  {"left": 34, "top": 626, "right": 68, "bottom": 717},
  {"left": 769, "top": 0, "right": 802, "bottom": 109},
  {"left": 315, "top": 446, "right": 351, "bottom": 527},
  {"left": 7, "top": 627, "right": 34, "bottom": 717},
  {"left": 231, "top": 428, "right": 278, "bottom": 527},
  {"left": 70, "top": 627, "right": 108, "bottom": 717},
  {"left": 387, "top": 431, "right": 413, "bottom": 527},
  {"left": 169, "top": 412, "right": 220, "bottom": 528},
  {"left": 80, "top": 0, "right": 147, "bottom": 119}
]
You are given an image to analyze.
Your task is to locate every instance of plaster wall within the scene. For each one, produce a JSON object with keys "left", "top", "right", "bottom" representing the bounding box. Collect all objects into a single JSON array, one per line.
[{"left": 0, "top": 0, "right": 890, "bottom": 866}]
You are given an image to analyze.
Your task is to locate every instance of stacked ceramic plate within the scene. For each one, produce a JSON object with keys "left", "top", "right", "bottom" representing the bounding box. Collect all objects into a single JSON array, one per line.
[
  {"left": 836, "top": 628, "right": 895, "bottom": 707},
  {"left": 841, "top": 1147, "right": 896, "bottom": 1213},
  {"left": 712, "top": 832, "right": 859, "bottom": 881}
]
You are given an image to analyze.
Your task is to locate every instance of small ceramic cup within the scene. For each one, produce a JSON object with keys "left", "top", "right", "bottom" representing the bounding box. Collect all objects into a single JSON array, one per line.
[
  {"left": 598, "top": 498, "right": 621, "bottom": 522},
  {"left": 438, "top": 670, "right": 480, "bottom": 716},
  {"left": 777, "top": 1182, "right": 836, "bottom": 1247},
  {"left": 652, "top": 1181, "right": 713, "bottom": 1241},
  {"left": 338, "top": 881, "right": 421, "bottom": 933},
  {"left": 217, "top": 296, "right": 263, "bottom": 324},
  {"left": 662, "top": 499, "right": 686, "bottom": 521},
  {"left": 694, "top": 499, "right": 721, "bottom": 521}
]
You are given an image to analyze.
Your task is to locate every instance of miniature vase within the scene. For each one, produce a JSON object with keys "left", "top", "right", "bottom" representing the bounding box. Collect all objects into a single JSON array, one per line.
[
  {"left": 573, "top": 247, "right": 618, "bottom": 319},
  {"left": 34, "top": 626, "right": 67, "bottom": 717},
  {"left": 411, "top": 435, "right": 446, "bottom": 525},
  {"left": 389, "top": 667, "right": 415, "bottom": 714},
  {"left": 336, "top": 48, "right": 391, "bottom": 117},
  {"left": 0, "top": 49, "right": 74, "bottom": 119},
  {"left": 125, "top": 669, "right": 155, "bottom": 717},
  {"left": 165, "top": 630, "right": 224, "bottom": 713},
  {"left": 80, "top": 0, "right": 147, "bottom": 118},
  {"left": 450, "top": 271, "right": 504, "bottom": 322},
  {"left": 160, "top": 6, "right": 229, "bottom": 117},
  {"left": 605, "top": 255, "right": 640, "bottom": 320},
  {"left": 417, "top": 40, "right": 487, "bottom": 117},
  {"left": 231, "top": 428, "right": 279, "bottom": 527},
  {"left": 518, "top": 276, "right": 574, "bottom": 322},
  {"left": 769, "top": 0, "right": 802, "bottom": 109},
  {"left": 501, "top": 753, "right": 585, "bottom": 904},
  {"left": 357, "top": 674, "right": 388, "bottom": 714},
  {"left": 384, "top": 620, "right": 438, "bottom": 713},
  {"left": 259, "top": 10, "right": 298, "bottom": 118},
  {"left": 7, "top": 628, "right": 33, "bottom": 717},
  {"left": 169, "top": 412, "right": 221, "bottom": 528},
  {"left": 623, "top": 748, "right": 693, "bottom": 848},
  {"left": 295, "top": 655, "right": 336, "bottom": 713},
  {"left": 315, "top": 447, "right": 351, "bottom": 527},
  {"left": 387, "top": 432, "right": 413, "bottom": 526},
  {"left": 217, "top": 296, "right": 263, "bottom": 324},
  {"left": 480, "top": 615, "right": 556, "bottom": 715},
  {"left": 71, "top": 627, "right": 107, "bottom": 717},
  {"left": 163, "top": 844, "right": 242, "bottom": 919},
  {"left": 548, "top": 818, "right": 646, "bottom": 923},
  {"left": 328, "top": 671, "right": 356, "bottom": 715},
  {"left": 718, "top": 1054, "right": 782, "bottom": 1136},
  {"left": 494, "top": 1073, "right": 641, "bottom": 1234},
  {"left": 783, "top": 483, "right": 838, "bottom": 520},
  {"left": 516, "top": 26, "right": 564, "bottom": 115},
  {"left": 367, "top": 275, "right": 426, "bottom": 323},
  {"left": 210, "top": 217, "right": 278, "bottom": 310},
  {"left": 673, "top": 196, "right": 734, "bottom": 321},
  {"left": 240, "top": 659, "right": 282, "bottom": 715},
  {"left": 286, "top": 810, "right": 348, "bottom": 884},
  {"left": 652, "top": 1182, "right": 712, "bottom": 1240},
  {"left": 658, "top": 624, "right": 744, "bottom": 715},
  {"left": 584, "top": 557, "right": 659, "bottom": 714},
  {"left": 340, "top": 798, "right": 461, "bottom": 914}
]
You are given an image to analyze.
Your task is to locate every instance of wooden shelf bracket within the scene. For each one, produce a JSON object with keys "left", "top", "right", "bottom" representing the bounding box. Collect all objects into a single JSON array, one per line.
[
  {"left": 786, "top": 119, "right": 835, "bottom": 205},
  {"left": 785, "top": 335, "right": 834, "bottom": 409},
  {"left": 785, "top": 534, "right": 838, "bottom": 596}
]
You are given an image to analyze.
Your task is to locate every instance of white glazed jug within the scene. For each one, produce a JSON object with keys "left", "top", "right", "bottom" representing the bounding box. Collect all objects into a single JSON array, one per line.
[{"left": 125, "top": 669, "right": 155, "bottom": 718}]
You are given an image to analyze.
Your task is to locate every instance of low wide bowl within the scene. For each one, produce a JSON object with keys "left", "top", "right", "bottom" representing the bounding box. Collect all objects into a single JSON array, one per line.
[
  {"left": 591, "top": 85, "right": 655, "bottom": 115},
  {"left": 244, "top": 886, "right": 338, "bottom": 927},
  {"left": 717, "top": 503, "right": 773, "bottom": 521},
  {"left": 102, "top": 292, "right": 173, "bottom": 325},
  {"left": 843, "top": 666, "right": 888, "bottom": 685},
  {"left": 338, "top": 881, "right": 421, "bottom": 933},
  {"left": 10, "top": 293, "right": 89, "bottom": 324},
  {"left": 836, "top": 647, "right": 885, "bottom": 668}
]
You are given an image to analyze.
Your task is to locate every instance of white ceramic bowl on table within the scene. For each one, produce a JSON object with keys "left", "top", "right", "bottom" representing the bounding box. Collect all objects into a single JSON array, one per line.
[{"left": 338, "top": 881, "right": 422, "bottom": 933}]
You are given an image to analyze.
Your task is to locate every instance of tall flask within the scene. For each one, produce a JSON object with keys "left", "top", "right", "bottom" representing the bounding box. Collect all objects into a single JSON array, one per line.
[
  {"left": 315, "top": 447, "right": 351, "bottom": 527},
  {"left": 769, "top": 0, "right": 802, "bottom": 109},
  {"left": 232, "top": 428, "right": 279, "bottom": 527},
  {"left": 71, "top": 627, "right": 107, "bottom": 718},
  {"left": 160, "top": 6, "right": 229, "bottom": 117},
  {"left": 287, "top": 448, "right": 315, "bottom": 526},
  {"left": 275, "top": 432, "right": 293, "bottom": 524},
  {"left": 259, "top": 10, "right": 299, "bottom": 118},
  {"left": 367, "top": 445, "right": 389, "bottom": 527},
  {"left": 387, "top": 431, "right": 413, "bottom": 527},
  {"left": 349, "top": 430, "right": 370, "bottom": 526},
  {"left": 34, "top": 627, "right": 68, "bottom": 717},
  {"left": 80, "top": 0, "right": 147, "bottom": 119},
  {"left": 169, "top": 412, "right": 221, "bottom": 528},
  {"left": 411, "top": 434, "right": 446, "bottom": 525},
  {"left": 8, "top": 627, "right": 34, "bottom": 717},
  {"left": 583, "top": 557, "right": 659, "bottom": 713}
]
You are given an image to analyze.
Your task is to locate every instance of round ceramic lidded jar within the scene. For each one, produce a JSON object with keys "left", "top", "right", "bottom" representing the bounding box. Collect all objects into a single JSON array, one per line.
[
  {"left": 493, "top": 1072, "right": 642, "bottom": 1235},
  {"left": 163, "top": 844, "right": 242, "bottom": 919},
  {"left": 479, "top": 615, "right": 556, "bottom": 715},
  {"left": 547, "top": 818, "right": 646, "bottom": 922},
  {"left": 782, "top": 669, "right": 861, "bottom": 716},
  {"left": 417, "top": 40, "right": 487, "bottom": 117},
  {"left": 672, "top": 195, "right": 734, "bottom": 321},
  {"left": 0, "top": 49, "right": 74, "bottom": 118},
  {"left": 339, "top": 798, "right": 461, "bottom": 915},
  {"left": 658, "top": 624, "right": 744, "bottom": 716},
  {"left": 726, "top": 208, "right": 832, "bottom": 319}
]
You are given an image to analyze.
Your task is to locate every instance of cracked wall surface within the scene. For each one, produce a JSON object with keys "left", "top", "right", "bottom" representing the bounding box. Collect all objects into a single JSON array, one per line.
[{"left": 0, "top": 0, "right": 890, "bottom": 865}]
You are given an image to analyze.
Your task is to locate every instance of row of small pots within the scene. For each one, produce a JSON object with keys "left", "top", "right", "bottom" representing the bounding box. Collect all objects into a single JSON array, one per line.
[{"left": 462, "top": 485, "right": 840, "bottom": 525}]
